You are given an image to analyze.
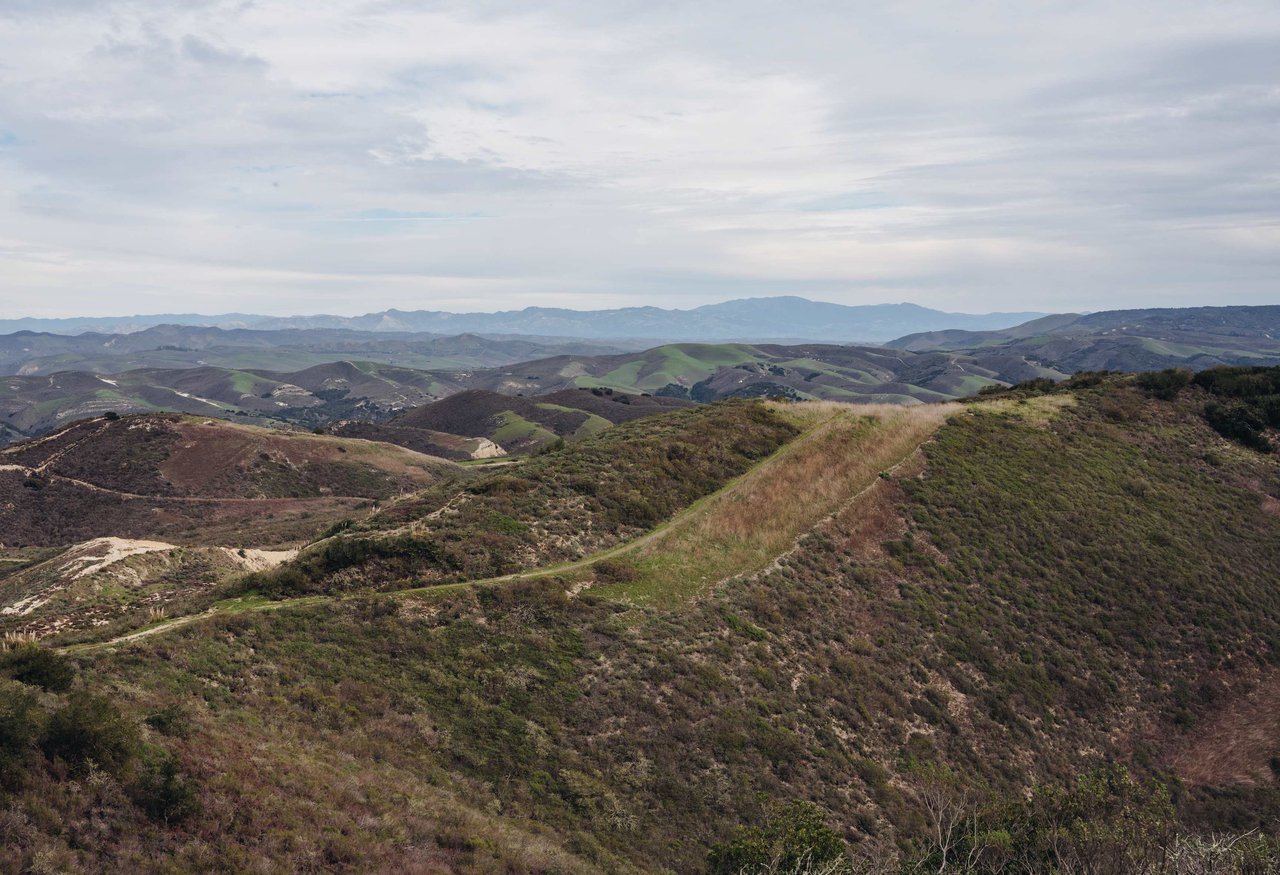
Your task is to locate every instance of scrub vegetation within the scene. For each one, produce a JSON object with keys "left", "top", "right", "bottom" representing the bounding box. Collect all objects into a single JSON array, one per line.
[{"left": 2, "top": 377, "right": 1280, "bottom": 872}]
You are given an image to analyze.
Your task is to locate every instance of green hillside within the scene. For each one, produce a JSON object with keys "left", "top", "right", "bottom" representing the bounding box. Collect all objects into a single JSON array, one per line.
[
  {"left": 2, "top": 380, "right": 1280, "bottom": 872},
  {"left": 457, "top": 341, "right": 1046, "bottom": 403}
]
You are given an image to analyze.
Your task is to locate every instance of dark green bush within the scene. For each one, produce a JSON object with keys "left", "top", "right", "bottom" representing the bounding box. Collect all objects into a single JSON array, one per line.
[
  {"left": 1136, "top": 368, "right": 1191, "bottom": 400},
  {"left": 1204, "top": 401, "right": 1271, "bottom": 452},
  {"left": 40, "top": 691, "right": 139, "bottom": 774},
  {"left": 145, "top": 703, "right": 192, "bottom": 739},
  {"left": 0, "top": 681, "right": 42, "bottom": 784},
  {"left": 0, "top": 645, "right": 75, "bottom": 692},
  {"left": 132, "top": 747, "right": 200, "bottom": 823}
]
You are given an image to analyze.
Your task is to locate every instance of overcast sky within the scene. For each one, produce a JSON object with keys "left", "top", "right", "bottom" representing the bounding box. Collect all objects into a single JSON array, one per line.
[{"left": 1, "top": 1, "right": 1277, "bottom": 317}]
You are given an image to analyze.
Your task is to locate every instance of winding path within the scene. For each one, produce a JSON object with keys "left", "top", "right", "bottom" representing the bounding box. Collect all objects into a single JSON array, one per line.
[{"left": 69, "top": 404, "right": 952, "bottom": 652}]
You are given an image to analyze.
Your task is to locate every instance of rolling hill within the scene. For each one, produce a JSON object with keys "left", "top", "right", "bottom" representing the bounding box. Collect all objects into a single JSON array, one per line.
[
  {"left": 2, "top": 376, "right": 1279, "bottom": 871},
  {"left": 0, "top": 361, "right": 465, "bottom": 443},
  {"left": 0, "top": 413, "right": 462, "bottom": 549},
  {"left": 887, "top": 304, "right": 1280, "bottom": 372},
  {"left": 0, "top": 326, "right": 629, "bottom": 376},
  {"left": 447, "top": 341, "right": 1055, "bottom": 403},
  {"left": 333, "top": 387, "right": 695, "bottom": 456},
  {"left": 0, "top": 342, "right": 1052, "bottom": 448}
]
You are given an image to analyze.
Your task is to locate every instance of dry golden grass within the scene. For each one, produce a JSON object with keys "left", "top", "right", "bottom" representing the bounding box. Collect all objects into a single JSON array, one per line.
[
  {"left": 598, "top": 401, "right": 955, "bottom": 605},
  {"left": 969, "top": 392, "right": 1077, "bottom": 424}
]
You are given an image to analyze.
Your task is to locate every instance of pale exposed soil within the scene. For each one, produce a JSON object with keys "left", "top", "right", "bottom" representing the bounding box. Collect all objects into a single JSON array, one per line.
[{"left": 61, "top": 537, "right": 177, "bottom": 579}]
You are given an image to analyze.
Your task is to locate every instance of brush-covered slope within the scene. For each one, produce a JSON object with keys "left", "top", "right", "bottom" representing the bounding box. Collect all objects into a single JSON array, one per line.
[
  {"left": 0, "top": 361, "right": 461, "bottom": 444},
  {"left": 4, "top": 383, "right": 1280, "bottom": 871},
  {"left": 333, "top": 386, "right": 695, "bottom": 456},
  {"left": 888, "top": 304, "right": 1280, "bottom": 373},
  {"left": 0, "top": 538, "right": 295, "bottom": 641},
  {"left": 0, "top": 413, "right": 461, "bottom": 548},
  {"left": 253, "top": 400, "right": 798, "bottom": 595},
  {"left": 451, "top": 341, "right": 1053, "bottom": 403}
]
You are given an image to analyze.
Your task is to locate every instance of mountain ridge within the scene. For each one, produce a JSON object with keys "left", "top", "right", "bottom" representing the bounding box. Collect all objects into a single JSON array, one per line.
[{"left": 0, "top": 297, "right": 1045, "bottom": 343}]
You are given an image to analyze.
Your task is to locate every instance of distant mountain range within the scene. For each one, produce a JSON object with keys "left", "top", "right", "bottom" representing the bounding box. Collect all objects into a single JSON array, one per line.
[{"left": 0, "top": 297, "right": 1045, "bottom": 343}]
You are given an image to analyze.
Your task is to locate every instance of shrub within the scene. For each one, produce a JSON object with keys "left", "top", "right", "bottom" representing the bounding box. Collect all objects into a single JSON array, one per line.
[
  {"left": 40, "top": 691, "right": 139, "bottom": 774},
  {"left": 1136, "top": 368, "right": 1192, "bottom": 400},
  {"left": 132, "top": 747, "right": 200, "bottom": 823},
  {"left": 707, "top": 801, "right": 849, "bottom": 875},
  {"left": 0, "top": 681, "right": 42, "bottom": 784},
  {"left": 1204, "top": 401, "right": 1271, "bottom": 452},
  {"left": 592, "top": 558, "right": 640, "bottom": 584},
  {"left": 145, "top": 703, "right": 192, "bottom": 739},
  {"left": 0, "top": 645, "right": 75, "bottom": 692}
]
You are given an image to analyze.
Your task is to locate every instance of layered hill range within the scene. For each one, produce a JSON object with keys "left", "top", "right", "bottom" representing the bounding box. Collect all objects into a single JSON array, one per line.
[
  {"left": 0, "top": 340, "right": 1052, "bottom": 446},
  {"left": 3, "top": 373, "right": 1280, "bottom": 872},
  {"left": 0, "top": 326, "right": 629, "bottom": 376},
  {"left": 5, "top": 303, "right": 1280, "bottom": 455}
]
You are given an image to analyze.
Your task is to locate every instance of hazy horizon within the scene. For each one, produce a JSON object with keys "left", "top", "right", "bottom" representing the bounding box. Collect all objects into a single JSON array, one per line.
[
  {"left": 0, "top": 295, "right": 1058, "bottom": 323},
  {"left": 1, "top": 2, "right": 1277, "bottom": 317}
]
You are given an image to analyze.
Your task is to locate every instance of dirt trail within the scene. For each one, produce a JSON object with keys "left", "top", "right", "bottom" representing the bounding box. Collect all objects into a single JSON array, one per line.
[{"left": 73, "top": 404, "right": 953, "bottom": 652}]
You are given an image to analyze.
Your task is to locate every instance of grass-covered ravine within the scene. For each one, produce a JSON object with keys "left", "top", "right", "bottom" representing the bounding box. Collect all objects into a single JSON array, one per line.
[{"left": 4, "top": 382, "right": 1280, "bottom": 872}]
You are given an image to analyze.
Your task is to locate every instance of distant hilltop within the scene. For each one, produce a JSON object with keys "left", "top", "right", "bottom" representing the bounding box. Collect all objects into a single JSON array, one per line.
[{"left": 0, "top": 296, "right": 1045, "bottom": 344}]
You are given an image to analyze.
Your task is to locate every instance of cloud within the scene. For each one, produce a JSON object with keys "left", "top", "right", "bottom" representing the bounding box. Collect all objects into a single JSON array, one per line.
[{"left": 0, "top": 0, "right": 1277, "bottom": 316}]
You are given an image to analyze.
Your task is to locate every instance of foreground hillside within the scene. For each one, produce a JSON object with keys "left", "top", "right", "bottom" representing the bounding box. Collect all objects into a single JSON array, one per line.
[{"left": 2, "top": 381, "right": 1280, "bottom": 872}]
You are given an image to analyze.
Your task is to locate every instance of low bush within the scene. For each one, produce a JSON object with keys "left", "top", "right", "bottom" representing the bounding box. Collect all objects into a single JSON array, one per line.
[
  {"left": 1136, "top": 368, "right": 1192, "bottom": 400},
  {"left": 0, "top": 681, "right": 42, "bottom": 784},
  {"left": 132, "top": 747, "right": 200, "bottom": 824},
  {"left": 0, "top": 645, "right": 74, "bottom": 692},
  {"left": 40, "top": 691, "right": 139, "bottom": 775}
]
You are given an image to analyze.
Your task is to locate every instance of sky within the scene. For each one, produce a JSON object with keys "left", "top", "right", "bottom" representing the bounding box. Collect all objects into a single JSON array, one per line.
[{"left": 0, "top": 1, "right": 1277, "bottom": 317}]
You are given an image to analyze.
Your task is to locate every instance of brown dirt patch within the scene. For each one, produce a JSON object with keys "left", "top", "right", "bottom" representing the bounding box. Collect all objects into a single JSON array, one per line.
[{"left": 1168, "top": 668, "right": 1280, "bottom": 786}]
